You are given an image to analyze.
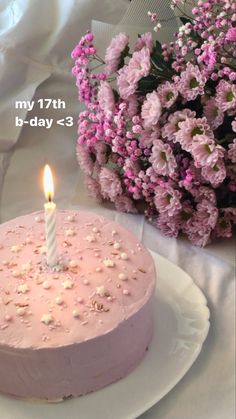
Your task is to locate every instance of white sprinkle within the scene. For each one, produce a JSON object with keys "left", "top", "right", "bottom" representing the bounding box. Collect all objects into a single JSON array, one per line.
[
  {"left": 4, "top": 314, "right": 12, "bottom": 322},
  {"left": 123, "top": 289, "right": 130, "bottom": 295},
  {"left": 65, "top": 229, "right": 76, "bottom": 237},
  {"left": 67, "top": 215, "right": 75, "bottom": 222},
  {"left": 112, "top": 230, "right": 117, "bottom": 236},
  {"left": 95, "top": 267, "right": 102, "bottom": 272},
  {"left": 121, "top": 252, "right": 128, "bottom": 260},
  {"left": 36, "top": 277, "right": 43, "bottom": 285},
  {"left": 41, "top": 314, "right": 53, "bottom": 325},
  {"left": 26, "top": 237, "right": 32, "bottom": 244},
  {"left": 39, "top": 246, "right": 47, "bottom": 255},
  {"left": 77, "top": 297, "right": 83, "bottom": 303},
  {"left": 16, "top": 307, "right": 26, "bottom": 316},
  {"left": 1, "top": 324, "right": 9, "bottom": 330},
  {"left": 83, "top": 279, "right": 89, "bottom": 285},
  {"left": 113, "top": 242, "right": 121, "bottom": 250},
  {"left": 35, "top": 216, "right": 42, "bottom": 223},
  {"left": 73, "top": 309, "right": 79, "bottom": 318},
  {"left": 118, "top": 273, "right": 128, "bottom": 281},
  {"left": 12, "top": 269, "right": 21, "bottom": 278},
  {"left": 103, "top": 258, "right": 115, "bottom": 268},
  {"left": 85, "top": 234, "right": 96, "bottom": 242},
  {"left": 92, "top": 227, "right": 99, "bottom": 233},
  {"left": 43, "top": 281, "right": 51, "bottom": 290},
  {"left": 55, "top": 296, "right": 63, "bottom": 305},
  {"left": 2, "top": 260, "right": 8, "bottom": 266},
  {"left": 11, "top": 245, "right": 22, "bottom": 253},
  {"left": 62, "top": 280, "right": 73, "bottom": 289},
  {"left": 96, "top": 286, "right": 107, "bottom": 297},
  {"left": 17, "top": 283, "right": 30, "bottom": 294},
  {"left": 21, "top": 262, "right": 32, "bottom": 272},
  {"left": 68, "top": 260, "right": 78, "bottom": 268}
]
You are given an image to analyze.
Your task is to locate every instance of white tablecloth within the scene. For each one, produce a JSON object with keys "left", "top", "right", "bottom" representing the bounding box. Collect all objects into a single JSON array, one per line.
[{"left": 0, "top": 1, "right": 235, "bottom": 418}]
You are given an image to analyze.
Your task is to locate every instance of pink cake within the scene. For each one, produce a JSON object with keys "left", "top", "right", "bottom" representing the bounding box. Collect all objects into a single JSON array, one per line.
[{"left": 0, "top": 210, "right": 156, "bottom": 400}]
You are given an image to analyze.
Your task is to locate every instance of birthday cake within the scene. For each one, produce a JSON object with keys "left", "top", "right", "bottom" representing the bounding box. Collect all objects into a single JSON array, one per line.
[{"left": 0, "top": 210, "right": 155, "bottom": 400}]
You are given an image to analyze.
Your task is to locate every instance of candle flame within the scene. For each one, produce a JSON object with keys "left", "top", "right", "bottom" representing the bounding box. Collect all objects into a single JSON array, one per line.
[{"left": 43, "top": 165, "right": 54, "bottom": 202}]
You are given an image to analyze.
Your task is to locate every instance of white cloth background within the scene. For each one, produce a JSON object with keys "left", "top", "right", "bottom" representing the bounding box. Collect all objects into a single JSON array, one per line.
[{"left": 0, "top": 1, "right": 235, "bottom": 418}]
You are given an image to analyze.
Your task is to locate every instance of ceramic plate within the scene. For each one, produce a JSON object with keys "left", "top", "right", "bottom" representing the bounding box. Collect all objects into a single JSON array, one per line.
[{"left": 0, "top": 251, "right": 210, "bottom": 419}]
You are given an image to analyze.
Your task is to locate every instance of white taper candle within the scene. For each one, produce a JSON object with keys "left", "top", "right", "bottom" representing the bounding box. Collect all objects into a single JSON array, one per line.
[
  {"left": 43, "top": 165, "right": 58, "bottom": 267},
  {"left": 44, "top": 201, "right": 58, "bottom": 267}
]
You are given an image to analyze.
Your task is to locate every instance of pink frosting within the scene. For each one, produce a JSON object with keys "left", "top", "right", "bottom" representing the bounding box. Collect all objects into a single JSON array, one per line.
[{"left": 0, "top": 210, "right": 156, "bottom": 400}]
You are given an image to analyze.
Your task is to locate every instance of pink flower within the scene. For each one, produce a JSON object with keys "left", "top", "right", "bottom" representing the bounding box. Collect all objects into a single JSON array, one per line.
[
  {"left": 139, "top": 129, "right": 160, "bottom": 149},
  {"left": 214, "top": 215, "right": 233, "bottom": 238},
  {"left": 175, "top": 117, "right": 213, "bottom": 152},
  {"left": 105, "top": 33, "right": 129, "bottom": 75},
  {"left": 155, "top": 212, "right": 181, "bottom": 238},
  {"left": 129, "top": 47, "right": 151, "bottom": 80},
  {"left": 216, "top": 80, "right": 236, "bottom": 112},
  {"left": 191, "top": 186, "right": 217, "bottom": 205},
  {"left": 199, "top": 44, "right": 217, "bottom": 70},
  {"left": 203, "top": 97, "right": 224, "bottom": 129},
  {"left": 162, "top": 109, "right": 196, "bottom": 142},
  {"left": 114, "top": 195, "right": 137, "bottom": 213},
  {"left": 221, "top": 207, "right": 236, "bottom": 224},
  {"left": 123, "top": 159, "right": 141, "bottom": 176},
  {"left": 125, "top": 95, "right": 139, "bottom": 117},
  {"left": 141, "top": 91, "right": 162, "bottom": 128},
  {"left": 225, "top": 27, "right": 236, "bottom": 42},
  {"left": 177, "top": 62, "right": 206, "bottom": 101},
  {"left": 150, "top": 140, "right": 177, "bottom": 176},
  {"left": 201, "top": 159, "right": 226, "bottom": 187},
  {"left": 191, "top": 135, "right": 225, "bottom": 168},
  {"left": 117, "top": 67, "right": 136, "bottom": 99},
  {"left": 228, "top": 139, "right": 236, "bottom": 163},
  {"left": 99, "top": 167, "right": 122, "bottom": 201},
  {"left": 117, "top": 47, "right": 151, "bottom": 99},
  {"left": 94, "top": 142, "right": 108, "bottom": 165},
  {"left": 154, "top": 184, "right": 182, "bottom": 217},
  {"left": 76, "top": 144, "right": 94, "bottom": 175},
  {"left": 157, "top": 81, "right": 178, "bottom": 108},
  {"left": 84, "top": 175, "right": 102, "bottom": 202},
  {"left": 185, "top": 199, "right": 218, "bottom": 246},
  {"left": 97, "top": 81, "right": 115, "bottom": 117},
  {"left": 232, "top": 120, "right": 236, "bottom": 133},
  {"left": 134, "top": 32, "right": 154, "bottom": 53}
]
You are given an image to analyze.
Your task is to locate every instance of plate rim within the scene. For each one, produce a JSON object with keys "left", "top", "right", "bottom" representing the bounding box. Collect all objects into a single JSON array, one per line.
[{"left": 130, "top": 250, "right": 210, "bottom": 419}]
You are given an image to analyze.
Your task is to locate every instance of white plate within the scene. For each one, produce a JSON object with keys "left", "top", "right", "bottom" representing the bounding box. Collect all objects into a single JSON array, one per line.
[{"left": 0, "top": 251, "right": 210, "bottom": 419}]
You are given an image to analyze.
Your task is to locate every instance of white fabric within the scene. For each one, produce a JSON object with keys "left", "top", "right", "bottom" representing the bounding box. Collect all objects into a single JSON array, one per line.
[
  {"left": 0, "top": 1, "right": 235, "bottom": 418},
  {"left": 0, "top": 0, "right": 129, "bottom": 184}
]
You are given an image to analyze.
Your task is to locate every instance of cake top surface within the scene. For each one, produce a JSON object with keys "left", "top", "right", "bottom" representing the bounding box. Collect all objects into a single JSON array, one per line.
[{"left": 0, "top": 210, "right": 155, "bottom": 349}]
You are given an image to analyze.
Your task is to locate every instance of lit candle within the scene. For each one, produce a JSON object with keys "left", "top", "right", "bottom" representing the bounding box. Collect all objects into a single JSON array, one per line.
[{"left": 43, "top": 165, "right": 58, "bottom": 267}]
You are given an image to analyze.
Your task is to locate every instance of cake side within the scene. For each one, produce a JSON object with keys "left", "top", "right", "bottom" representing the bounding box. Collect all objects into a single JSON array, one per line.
[{"left": 0, "top": 295, "right": 154, "bottom": 400}]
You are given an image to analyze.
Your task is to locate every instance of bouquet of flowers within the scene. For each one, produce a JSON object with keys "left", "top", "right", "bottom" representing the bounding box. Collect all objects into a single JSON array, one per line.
[{"left": 72, "top": 0, "right": 236, "bottom": 246}]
